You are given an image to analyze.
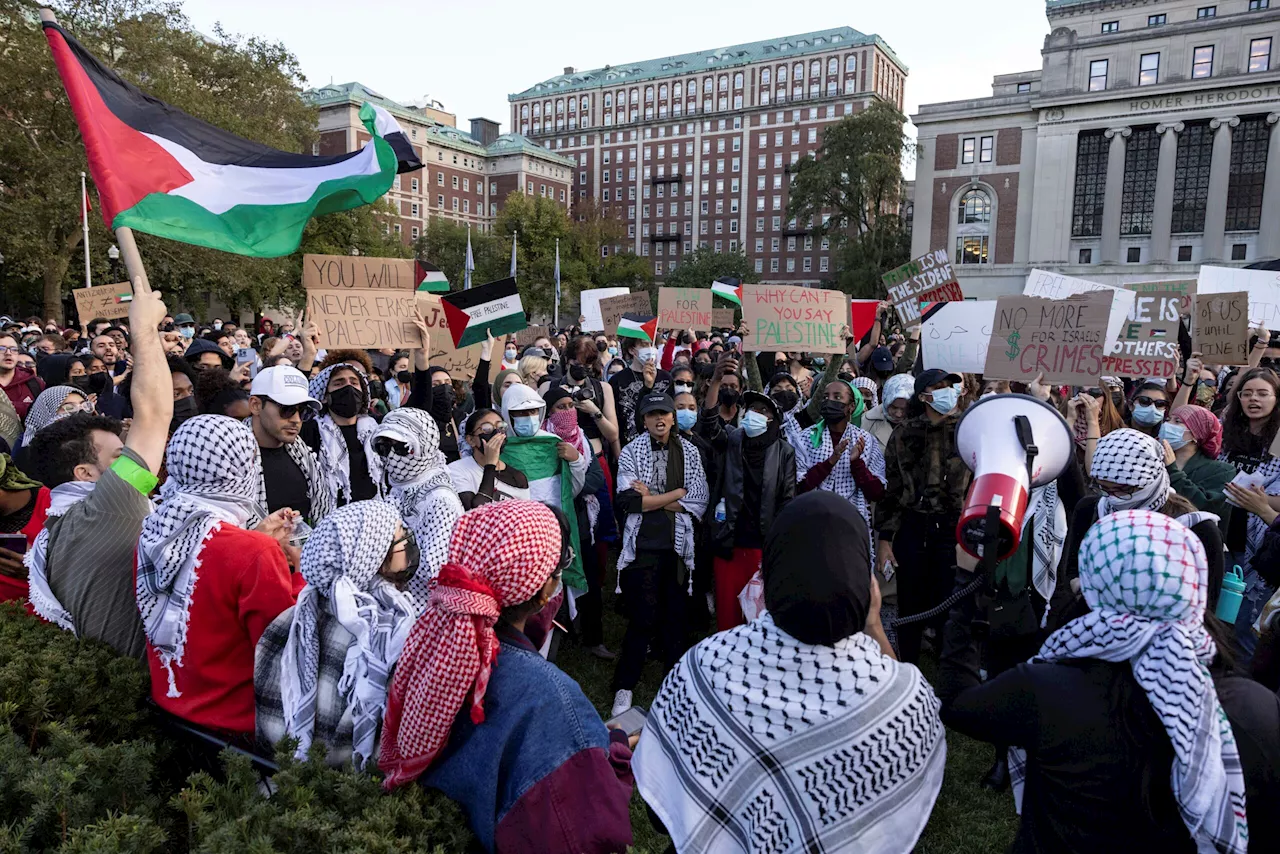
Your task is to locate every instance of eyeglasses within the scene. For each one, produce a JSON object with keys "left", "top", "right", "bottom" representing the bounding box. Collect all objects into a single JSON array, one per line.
[
  {"left": 471, "top": 425, "right": 507, "bottom": 441},
  {"left": 1238, "top": 389, "right": 1275, "bottom": 400},
  {"left": 0, "top": 346, "right": 19, "bottom": 355},
  {"left": 1135, "top": 396, "right": 1168, "bottom": 409},
  {"left": 56, "top": 400, "right": 90, "bottom": 415},
  {"left": 1099, "top": 482, "right": 1140, "bottom": 498},
  {"left": 372, "top": 437, "right": 412, "bottom": 457}
]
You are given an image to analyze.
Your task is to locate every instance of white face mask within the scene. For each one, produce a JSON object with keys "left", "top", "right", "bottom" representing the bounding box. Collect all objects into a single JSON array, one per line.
[{"left": 638, "top": 347, "right": 658, "bottom": 365}]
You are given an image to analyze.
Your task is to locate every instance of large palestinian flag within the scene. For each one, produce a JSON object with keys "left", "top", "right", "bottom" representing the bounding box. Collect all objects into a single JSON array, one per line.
[
  {"left": 43, "top": 20, "right": 422, "bottom": 257},
  {"left": 440, "top": 277, "right": 526, "bottom": 348}
]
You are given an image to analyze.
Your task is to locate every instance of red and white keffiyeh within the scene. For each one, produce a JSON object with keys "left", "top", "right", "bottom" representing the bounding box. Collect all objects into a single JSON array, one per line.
[{"left": 378, "top": 500, "right": 561, "bottom": 788}]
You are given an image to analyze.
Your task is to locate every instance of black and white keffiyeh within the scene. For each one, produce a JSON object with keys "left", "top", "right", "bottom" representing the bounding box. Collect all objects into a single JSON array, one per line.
[
  {"left": 308, "top": 365, "right": 379, "bottom": 508},
  {"left": 1011, "top": 511, "right": 1248, "bottom": 854},
  {"left": 793, "top": 422, "right": 886, "bottom": 533},
  {"left": 137, "top": 415, "right": 264, "bottom": 697},
  {"left": 369, "top": 407, "right": 462, "bottom": 611},
  {"left": 1025, "top": 482, "right": 1067, "bottom": 626},
  {"left": 246, "top": 416, "right": 333, "bottom": 524},
  {"left": 24, "top": 480, "right": 98, "bottom": 632},
  {"left": 634, "top": 612, "right": 946, "bottom": 854},
  {"left": 276, "top": 500, "right": 414, "bottom": 768},
  {"left": 615, "top": 432, "right": 709, "bottom": 590},
  {"left": 1092, "top": 428, "right": 1173, "bottom": 515},
  {"left": 20, "top": 386, "right": 80, "bottom": 446}
]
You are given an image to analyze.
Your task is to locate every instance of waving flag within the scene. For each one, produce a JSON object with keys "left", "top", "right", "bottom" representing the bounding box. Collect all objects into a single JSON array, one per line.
[
  {"left": 415, "top": 260, "right": 449, "bottom": 293},
  {"left": 712, "top": 276, "right": 743, "bottom": 305},
  {"left": 616, "top": 313, "right": 658, "bottom": 342},
  {"left": 43, "top": 19, "right": 421, "bottom": 258},
  {"left": 440, "top": 277, "right": 526, "bottom": 348}
]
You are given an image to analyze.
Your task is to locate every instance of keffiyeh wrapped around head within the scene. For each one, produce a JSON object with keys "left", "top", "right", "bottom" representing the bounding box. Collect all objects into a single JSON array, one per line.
[
  {"left": 1092, "top": 428, "right": 1173, "bottom": 515},
  {"left": 137, "top": 415, "right": 264, "bottom": 696},
  {"left": 280, "top": 500, "right": 414, "bottom": 767},
  {"left": 21, "top": 386, "right": 81, "bottom": 446},
  {"left": 852, "top": 376, "right": 879, "bottom": 410},
  {"left": 308, "top": 363, "right": 378, "bottom": 507},
  {"left": 1030, "top": 510, "right": 1248, "bottom": 854},
  {"left": 1171, "top": 405, "right": 1222, "bottom": 458},
  {"left": 379, "top": 500, "right": 560, "bottom": 788}
]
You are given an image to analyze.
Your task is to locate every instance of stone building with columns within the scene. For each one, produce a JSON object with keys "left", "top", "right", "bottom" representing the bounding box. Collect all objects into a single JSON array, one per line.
[{"left": 911, "top": 0, "right": 1279, "bottom": 298}]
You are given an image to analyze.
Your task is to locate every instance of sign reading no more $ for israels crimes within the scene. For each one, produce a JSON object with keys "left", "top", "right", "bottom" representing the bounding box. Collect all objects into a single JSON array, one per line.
[
  {"left": 882, "top": 249, "right": 963, "bottom": 327},
  {"left": 982, "top": 292, "right": 1112, "bottom": 385},
  {"left": 741, "top": 285, "right": 848, "bottom": 354}
]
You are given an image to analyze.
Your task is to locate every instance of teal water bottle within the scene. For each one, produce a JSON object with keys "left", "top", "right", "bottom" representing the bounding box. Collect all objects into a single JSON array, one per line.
[{"left": 1216, "top": 565, "right": 1246, "bottom": 625}]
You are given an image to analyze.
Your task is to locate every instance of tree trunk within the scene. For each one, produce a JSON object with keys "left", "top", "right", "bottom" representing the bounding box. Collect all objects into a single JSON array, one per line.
[{"left": 43, "top": 229, "right": 82, "bottom": 325}]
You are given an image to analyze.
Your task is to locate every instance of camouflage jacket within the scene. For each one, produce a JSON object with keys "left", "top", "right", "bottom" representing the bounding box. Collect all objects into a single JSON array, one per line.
[{"left": 874, "top": 410, "right": 972, "bottom": 539}]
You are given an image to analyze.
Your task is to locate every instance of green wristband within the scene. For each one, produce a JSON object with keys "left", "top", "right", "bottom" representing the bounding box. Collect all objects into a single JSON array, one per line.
[{"left": 112, "top": 454, "right": 158, "bottom": 496}]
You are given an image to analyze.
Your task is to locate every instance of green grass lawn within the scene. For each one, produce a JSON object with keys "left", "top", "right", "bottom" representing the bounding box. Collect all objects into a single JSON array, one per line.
[{"left": 556, "top": 567, "right": 1019, "bottom": 853}]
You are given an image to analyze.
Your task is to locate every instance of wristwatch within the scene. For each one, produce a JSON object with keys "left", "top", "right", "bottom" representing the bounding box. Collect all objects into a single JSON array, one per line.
[{"left": 591, "top": 410, "right": 605, "bottom": 420}]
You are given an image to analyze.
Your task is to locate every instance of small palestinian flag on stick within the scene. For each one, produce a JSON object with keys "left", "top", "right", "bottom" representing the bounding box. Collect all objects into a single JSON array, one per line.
[
  {"left": 115, "top": 290, "right": 133, "bottom": 304},
  {"left": 711, "top": 276, "right": 742, "bottom": 305},
  {"left": 42, "top": 17, "right": 422, "bottom": 258},
  {"left": 440, "top": 277, "right": 526, "bottom": 348},
  {"left": 416, "top": 260, "right": 449, "bottom": 293},
  {"left": 616, "top": 313, "right": 659, "bottom": 343}
]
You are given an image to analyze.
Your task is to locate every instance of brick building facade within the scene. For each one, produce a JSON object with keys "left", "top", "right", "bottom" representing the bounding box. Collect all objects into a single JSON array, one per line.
[{"left": 508, "top": 27, "right": 908, "bottom": 284}]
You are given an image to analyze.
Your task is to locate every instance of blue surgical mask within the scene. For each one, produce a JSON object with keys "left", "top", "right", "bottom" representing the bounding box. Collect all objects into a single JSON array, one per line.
[
  {"left": 1159, "top": 421, "right": 1189, "bottom": 449},
  {"left": 638, "top": 347, "right": 658, "bottom": 364},
  {"left": 1132, "top": 403, "right": 1162, "bottom": 426},
  {"left": 504, "top": 348, "right": 517, "bottom": 361},
  {"left": 179, "top": 326, "right": 194, "bottom": 339},
  {"left": 608, "top": 346, "right": 619, "bottom": 357},
  {"left": 742, "top": 410, "right": 770, "bottom": 438},
  {"left": 927, "top": 386, "right": 959, "bottom": 414},
  {"left": 675, "top": 408, "right": 697, "bottom": 431},
  {"left": 512, "top": 415, "right": 540, "bottom": 437}
]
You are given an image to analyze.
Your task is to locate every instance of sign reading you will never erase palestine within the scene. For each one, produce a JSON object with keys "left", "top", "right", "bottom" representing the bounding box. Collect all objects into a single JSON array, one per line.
[{"left": 303, "top": 253, "right": 421, "bottom": 350}]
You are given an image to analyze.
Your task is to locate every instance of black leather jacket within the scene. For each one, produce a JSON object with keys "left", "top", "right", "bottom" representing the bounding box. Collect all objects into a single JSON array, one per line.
[{"left": 706, "top": 423, "right": 796, "bottom": 552}]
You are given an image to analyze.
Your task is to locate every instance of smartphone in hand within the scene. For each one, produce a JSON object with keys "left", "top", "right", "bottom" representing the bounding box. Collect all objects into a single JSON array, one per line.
[{"left": 604, "top": 705, "right": 647, "bottom": 737}]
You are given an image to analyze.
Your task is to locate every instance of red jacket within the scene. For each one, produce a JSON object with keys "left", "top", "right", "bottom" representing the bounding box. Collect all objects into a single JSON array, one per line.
[
  {"left": 146, "top": 525, "right": 296, "bottom": 735},
  {"left": 0, "top": 487, "right": 51, "bottom": 612},
  {"left": 1, "top": 367, "right": 43, "bottom": 421}
]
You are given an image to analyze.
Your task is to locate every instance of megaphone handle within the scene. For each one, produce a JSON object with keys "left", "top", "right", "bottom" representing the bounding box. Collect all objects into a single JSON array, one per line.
[{"left": 980, "top": 503, "right": 1002, "bottom": 577}]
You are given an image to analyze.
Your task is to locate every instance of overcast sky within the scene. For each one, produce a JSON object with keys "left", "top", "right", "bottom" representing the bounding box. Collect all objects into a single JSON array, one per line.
[{"left": 181, "top": 0, "right": 1050, "bottom": 170}]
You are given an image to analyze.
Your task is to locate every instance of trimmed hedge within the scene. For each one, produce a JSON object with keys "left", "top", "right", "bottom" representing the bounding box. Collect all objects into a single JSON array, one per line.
[{"left": 0, "top": 603, "right": 471, "bottom": 853}]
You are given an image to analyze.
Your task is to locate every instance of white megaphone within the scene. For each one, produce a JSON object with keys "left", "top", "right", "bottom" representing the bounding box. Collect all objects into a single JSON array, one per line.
[{"left": 955, "top": 393, "right": 1073, "bottom": 561}]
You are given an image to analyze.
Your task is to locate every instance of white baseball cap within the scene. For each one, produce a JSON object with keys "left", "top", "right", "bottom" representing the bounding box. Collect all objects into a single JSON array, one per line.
[{"left": 250, "top": 365, "right": 320, "bottom": 409}]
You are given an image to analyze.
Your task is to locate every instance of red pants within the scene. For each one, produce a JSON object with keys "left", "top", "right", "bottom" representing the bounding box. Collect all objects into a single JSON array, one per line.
[{"left": 713, "top": 548, "right": 762, "bottom": 631}]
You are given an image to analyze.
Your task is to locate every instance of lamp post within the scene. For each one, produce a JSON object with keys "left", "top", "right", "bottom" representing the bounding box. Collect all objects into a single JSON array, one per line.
[{"left": 107, "top": 244, "right": 120, "bottom": 282}]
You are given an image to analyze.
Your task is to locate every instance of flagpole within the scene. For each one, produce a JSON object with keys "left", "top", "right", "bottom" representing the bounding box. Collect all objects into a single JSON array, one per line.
[
  {"left": 510, "top": 230, "right": 518, "bottom": 279},
  {"left": 464, "top": 225, "right": 472, "bottom": 290},
  {"left": 554, "top": 238, "right": 561, "bottom": 330},
  {"left": 80, "top": 171, "right": 91, "bottom": 289}
]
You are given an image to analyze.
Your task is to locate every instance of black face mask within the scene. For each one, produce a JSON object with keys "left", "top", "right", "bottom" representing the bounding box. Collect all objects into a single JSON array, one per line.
[
  {"left": 568, "top": 363, "right": 588, "bottom": 382},
  {"left": 1111, "top": 391, "right": 1124, "bottom": 409},
  {"left": 719, "top": 388, "right": 740, "bottom": 408},
  {"left": 396, "top": 370, "right": 413, "bottom": 384},
  {"left": 327, "top": 384, "right": 362, "bottom": 418},
  {"left": 596, "top": 340, "right": 609, "bottom": 352},
  {"left": 171, "top": 396, "right": 197, "bottom": 431},
  {"left": 367, "top": 379, "right": 387, "bottom": 400},
  {"left": 430, "top": 383, "right": 455, "bottom": 419},
  {"left": 771, "top": 390, "right": 799, "bottom": 413},
  {"left": 819, "top": 399, "right": 849, "bottom": 424},
  {"left": 693, "top": 361, "right": 713, "bottom": 377}
]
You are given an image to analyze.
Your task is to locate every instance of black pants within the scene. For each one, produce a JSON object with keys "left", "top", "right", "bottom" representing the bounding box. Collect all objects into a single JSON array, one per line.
[
  {"left": 575, "top": 528, "right": 605, "bottom": 647},
  {"left": 612, "top": 550, "right": 687, "bottom": 692},
  {"left": 894, "top": 511, "right": 960, "bottom": 665}
]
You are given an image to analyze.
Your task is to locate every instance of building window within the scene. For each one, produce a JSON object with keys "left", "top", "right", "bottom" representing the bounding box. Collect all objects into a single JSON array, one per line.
[
  {"left": 1250, "top": 38, "right": 1272, "bottom": 73},
  {"left": 755, "top": 258, "right": 764, "bottom": 273},
  {"left": 1192, "top": 46, "right": 1214, "bottom": 79},
  {"left": 1101, "top": 21, "right": 1119, "bottom": 34},
  {"left": 1178, "top": 245, "right": 1194, "bottom": 262},
  {"left": 1148, "top": 13, "right": 1166, "bottom": 26},
  {"left": 1172, "top": 122, "right": 1214, "bottom": 233},
  {"left": 1196, "top": 6, "right": 1216, "bottom": 18},
  {"left": 1127, "top": 247, "right": 1141, "bottom": 263},
  {"left": 979, "top": 136, "right": 994, "bottom": 163},
  {"left": 1139, "top": 52, "right": 1160, "bottom": 86},
  {"left": 1250, "top": 0, "right": 1270, "bottom": 10},
  {"left": 1072, "top": 130, "right": 1108, "bottom": 237},
  {"left": 1121, "top": 126, "right": 1160, "bottom": 235},
  {"left": 1017, "top": 82, "right": 1031, "bottom": 93},
  {"left": 956, "top": 236, "right": 989, "bottom": 265},
  {"left": 1079, "top": 248, "right": 1093, "bottom": 264},
  {"left": 1226, "top": 116, "right": 1271, "bottom": 231},
  {"left": 1089, "top": 59, "right": 1108, "bottom": 91},
  {"left": 1233, "top": 243, "right": 1249, "bottom": 260},
  {"left": 962, "top": 137, "right": 976, "bottom": 164},
  {"left": 956, "top": 188, "right": 992, "bottom": 265}
]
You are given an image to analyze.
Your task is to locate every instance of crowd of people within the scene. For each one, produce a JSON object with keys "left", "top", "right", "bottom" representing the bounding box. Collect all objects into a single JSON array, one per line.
[{"left": 0, "top": 288, "right": 1277, "bottom": 854}]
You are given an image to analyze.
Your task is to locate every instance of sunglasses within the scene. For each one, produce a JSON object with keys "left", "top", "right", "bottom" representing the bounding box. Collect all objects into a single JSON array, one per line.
[
  {"left": 1082, "top": 388, "right": 1106, "bottom": 399},
  {"left": 1135, "top": 396, "right": 1168, "bottom": 409},
  {"left": 372, "top": 437, "right": 412, "bottom": 457},
  {"left": 260, "top": 398, "right": 313, "bottom": 420}
]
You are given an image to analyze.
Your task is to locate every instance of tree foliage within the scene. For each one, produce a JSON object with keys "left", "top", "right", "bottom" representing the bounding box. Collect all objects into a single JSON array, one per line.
[
  {"left": 788, "top": 100, "right": 916, "bottom": 298},
  {"left": 662, "top": 246, "right": 759, "bottom": 292}
]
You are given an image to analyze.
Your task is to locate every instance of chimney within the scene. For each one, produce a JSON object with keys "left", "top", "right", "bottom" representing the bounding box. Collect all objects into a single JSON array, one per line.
[
  {"left": 469, "top": 117, "right": 500, "bottom": 146},
  {"left": 563, "top": 66, "right": 576, "bottom": 75}
]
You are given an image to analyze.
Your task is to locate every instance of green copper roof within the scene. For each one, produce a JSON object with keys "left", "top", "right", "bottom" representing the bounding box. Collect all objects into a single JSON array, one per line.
[
  {"left": 509, "top": 26, "right": 907, "bottom": 101},
  {"left": 302, "top": 83, "right": 571, "bottom": 164}
]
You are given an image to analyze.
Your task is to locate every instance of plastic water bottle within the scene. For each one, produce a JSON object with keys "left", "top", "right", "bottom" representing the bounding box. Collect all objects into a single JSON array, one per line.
[
  {"left": 714, "top": 499, "right": 726, "bottom": 523},
  {"left": 1216, "top": 565, "right": 1247, "bottom": 625}
]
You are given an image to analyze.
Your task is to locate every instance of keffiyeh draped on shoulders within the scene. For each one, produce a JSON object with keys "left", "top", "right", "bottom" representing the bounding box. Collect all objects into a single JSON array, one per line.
[
  {"left": 615, "top": 432, "right": 709, "bottom": 589},
  {"left": 309, "top": 364, "right": 378, "bottom": 509}
]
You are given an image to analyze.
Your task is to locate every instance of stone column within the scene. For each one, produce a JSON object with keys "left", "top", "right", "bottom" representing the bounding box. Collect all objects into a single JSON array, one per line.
[
  {"left": 1150, "top": 122, "right": 1183, "bottom": 263},
  {"left": 1203, "top": 116, "right": 1240, "bottom": 262},
  {"left": 1100, "top": 126, "right": 1130, "bottom": 263},
  {"left": 1259, "top": 113, "right": 1280, "bottom": 260}
]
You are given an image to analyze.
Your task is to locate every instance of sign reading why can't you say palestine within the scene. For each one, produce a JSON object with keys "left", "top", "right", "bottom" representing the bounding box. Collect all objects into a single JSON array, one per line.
[{"left": 741, "top": 285, "right": 847, "bottom": 354}]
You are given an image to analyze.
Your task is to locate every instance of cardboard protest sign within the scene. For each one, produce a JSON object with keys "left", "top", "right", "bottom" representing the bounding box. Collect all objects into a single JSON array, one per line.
[
  {"left": 515, "top": 325, "right": 551, "bottom": 347},
  {"left": 1198, "top": 265, "right": 1280, "bottom": 329},
  {"left": 1125, "top": 278, "right": 1197, "bottom": 315},
  {"left": 415, "top": 294, "right": 504, "bottom": 382},
  {"left": 1193, "top": 291, "right": 1250, "bottom": 366},
  {"left": 741, "top": 285, "right": 847, "bottom": 354},
  {"left": 73, "top": 282, "right": 132, "bottom": 322},
  {"left": 579, "top": 288, "right": 630, "bottom": 331},
  {"left": 599, "top": 292, "right": 653, "bottom": 336},
  {"left": 307, "top": 288, "right": 423, "bottom": 350},
  {"left": 657, "top": 288, "right": 713, "bottom": 331},
  {"left": 1101, "top": 290, "right": 1181, "bottom": 379},
  {"left": 711, "top": 308, "right": 737, "bottom": 329},
  {"left": 1023, "top": 269, "right": 1135, "bottom": 350},
  {"left": 921, "top": 300, "right": 997, "bottom": 374},
  {"left": 882, "top": 249, "right": 963, "bottom": 326},
  {"left": 982, "top": 292, "right": 1111, "bottom": 385},
  {"left": 302, "top": 254, "right": 417, "bottom": 290}
]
